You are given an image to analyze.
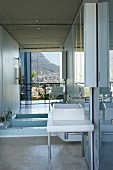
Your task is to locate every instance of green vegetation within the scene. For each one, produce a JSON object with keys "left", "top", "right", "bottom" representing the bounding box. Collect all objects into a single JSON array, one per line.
[
  {"left": 31, "top": 71, "right": 37, "bottom": 79},
  {"left": 38, "top": 91, "right": 44, "bottom": 99}
]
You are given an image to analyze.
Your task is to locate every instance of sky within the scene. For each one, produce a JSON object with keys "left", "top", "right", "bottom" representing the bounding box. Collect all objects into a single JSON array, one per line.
[{"left": 42, "top": 52, "right": 61, "bottom": 66}]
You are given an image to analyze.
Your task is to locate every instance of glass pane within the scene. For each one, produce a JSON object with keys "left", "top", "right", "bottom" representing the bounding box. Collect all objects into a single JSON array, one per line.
[
  {"left": 74, "top": 4, "right": 91, "bottom": 168},
  {"left": 31, "top": 52, "right": 64, "bottom": 101},
  {"left": 74, "top": 8, "right": 84, "bottom": 84},
  {"left": 98, "top": 1, "right": 113, "bottom": 169}
]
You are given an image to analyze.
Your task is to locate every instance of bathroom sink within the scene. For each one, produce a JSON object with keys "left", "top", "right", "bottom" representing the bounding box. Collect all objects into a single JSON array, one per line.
[
  {"left": 0, "top": 114, "right": 48, "bottom": 137},
  {"left": 103, "top": 103, "right": 113, "bottom": 120},
  {"left": 47, "top": 108, "right": 94, "bottom": 170},
  {"left": 52, "top": 108, "right": 85, "bottom": 120},
  {"left": 6, "top": 119, "right": 47, "bottom": 128},
  {"left": 14, "top": 113, "right": 48, "bottom": 119},
  {"left": 51, "top": 87, "right": 64, "bottom": 92},
  {"left": 47, "top": 111, "right": 94, "bottom": 133},
  {"left": 53, "top": 103, "right": 82, "bottom": 109}
]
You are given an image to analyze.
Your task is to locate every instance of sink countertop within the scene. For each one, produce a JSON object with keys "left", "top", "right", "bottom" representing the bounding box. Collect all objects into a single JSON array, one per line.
[{"left": 47, "top": 111, "right": 94, "bottom": 133}]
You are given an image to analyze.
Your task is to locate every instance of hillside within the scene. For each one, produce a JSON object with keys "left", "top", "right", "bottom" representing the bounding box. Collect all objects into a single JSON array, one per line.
[{"left": 31, "top": 52, "right": 60, "bottom": 74}]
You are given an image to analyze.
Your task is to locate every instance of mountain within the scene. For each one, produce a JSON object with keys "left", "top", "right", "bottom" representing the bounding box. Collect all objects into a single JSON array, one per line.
[{"left": 31, "top": 52, "right": 60, "bottom": 74}]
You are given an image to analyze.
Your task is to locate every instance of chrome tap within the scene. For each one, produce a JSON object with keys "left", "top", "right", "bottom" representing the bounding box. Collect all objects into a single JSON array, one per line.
[{"left": 6, "top": 109, "right": 12, "bottom": 121}]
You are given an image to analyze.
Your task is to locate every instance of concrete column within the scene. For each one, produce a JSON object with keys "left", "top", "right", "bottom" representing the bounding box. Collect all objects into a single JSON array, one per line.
[{"left": 24, "top": 52, "right": 31, "bottom": 103}]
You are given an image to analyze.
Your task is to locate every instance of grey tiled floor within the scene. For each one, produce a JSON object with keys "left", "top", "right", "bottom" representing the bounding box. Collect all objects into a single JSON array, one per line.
[{"left": 0, "top": 136, "right": 89, "bottom": 170}]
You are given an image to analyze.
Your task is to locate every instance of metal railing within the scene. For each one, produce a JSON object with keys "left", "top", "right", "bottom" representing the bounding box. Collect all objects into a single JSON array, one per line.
[{"left": 20, "top": 82, "right": 65, "bottom": 106}]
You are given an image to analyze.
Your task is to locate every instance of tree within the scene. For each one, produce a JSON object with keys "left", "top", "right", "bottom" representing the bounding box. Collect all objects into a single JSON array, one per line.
[{"left": 31, "top": 71, "right": 37, "bottom": 79}]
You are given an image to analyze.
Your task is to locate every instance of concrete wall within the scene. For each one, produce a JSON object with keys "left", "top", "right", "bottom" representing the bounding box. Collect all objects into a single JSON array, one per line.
[{"left": 0, "top": 26, "right": 20, "bottom": 116}]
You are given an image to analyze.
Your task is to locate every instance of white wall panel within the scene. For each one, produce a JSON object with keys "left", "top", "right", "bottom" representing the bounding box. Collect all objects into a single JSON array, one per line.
[
  {"left": 84, "top": 3, "right": 97, "bottom": 87},
  {"left": 98, "top": 2, "right": 109, "bottom": 87},
  {"left": 2, "top": 28, "right": 20, "bottom": 114}
]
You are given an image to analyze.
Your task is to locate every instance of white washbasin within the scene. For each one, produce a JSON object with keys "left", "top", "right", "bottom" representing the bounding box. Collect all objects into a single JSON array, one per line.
[
  {"left": 47, "top": 107, "right": 94, "bottom": 142},
  {"left": 53, "top": 103, "right": 82, "bottom": 109},
  {"left": 52, "top": 108, "right": 84, "bottom": 120},
  {"left": 49, "top": 88, "right": 65, "bottom": 100},
  {"left": 100, "top": 120, "right": 113, "bottom": 142},
  {"left": 52, "top": 108, "right": 85, "bottom": 141},
  {"left": 49, "top": 87, "right": 65, "bottom": 96},
  {"left": 47, "top": 110, "right": 94, "bottom": 170},
  {"left": 49, "top": 92, "right": 65, "bottom": 96},
  {"left": 51, "top": 87, "right": 63, "bottom": 92}
]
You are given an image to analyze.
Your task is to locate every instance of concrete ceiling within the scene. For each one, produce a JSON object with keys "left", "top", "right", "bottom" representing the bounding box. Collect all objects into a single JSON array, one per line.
[{"left": 0, "top": 0, "right": 83, "bottom": 51}]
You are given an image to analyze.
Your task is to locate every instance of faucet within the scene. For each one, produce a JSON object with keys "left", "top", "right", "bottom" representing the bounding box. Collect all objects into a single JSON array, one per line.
[
  {"left": 6, "top": 109, "right": 12, "bottom": 121},
  {"left": 69, "top": 97, "right": 73, "bottom": 102},
  {"left": 68, "top": 95, "right": 84, "bottom": 102},
  {"left": 66, "top": 96, "right": 73, "bottom": 103},
  {"left": 6, "top": 112, "right": 9, "bottom": 121}
]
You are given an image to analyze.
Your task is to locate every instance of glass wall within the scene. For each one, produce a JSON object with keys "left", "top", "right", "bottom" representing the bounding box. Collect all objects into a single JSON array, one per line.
[
  {"left": 98, "top": 1, "right": 113, "bottom": 169},
  {"left": 20, "top": 52, "right": 64, "bottom": 102},
  {"left": 74, "top": 7, "right": 84, "bottom": 84},
  {"left": 74, "top": 5, "right": 91, "bottom": 168},
  {"left": 31, "top": 52, "right": 61, "bottom": 100}
]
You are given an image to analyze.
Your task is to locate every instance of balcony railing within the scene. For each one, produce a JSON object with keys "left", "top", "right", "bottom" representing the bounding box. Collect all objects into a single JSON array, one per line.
[{"left": 20, "top": 82, "right": 65, "bottom": 106}]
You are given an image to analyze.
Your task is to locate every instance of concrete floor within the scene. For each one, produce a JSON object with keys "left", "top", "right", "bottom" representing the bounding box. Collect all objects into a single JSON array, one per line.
[{"left": 0, "top": 136, "right": 88, "bottom": 170}]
